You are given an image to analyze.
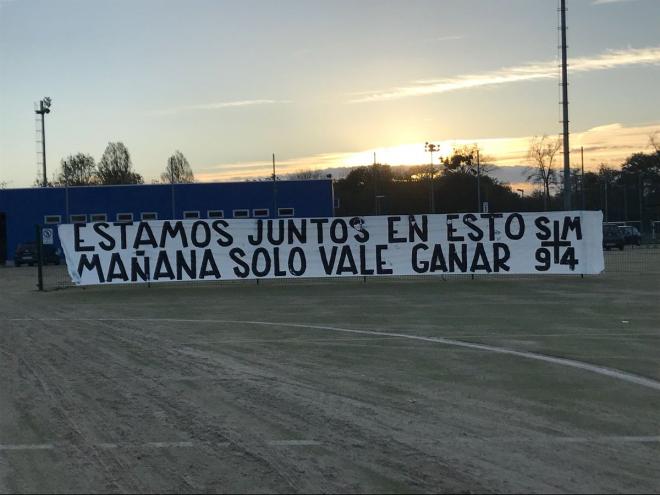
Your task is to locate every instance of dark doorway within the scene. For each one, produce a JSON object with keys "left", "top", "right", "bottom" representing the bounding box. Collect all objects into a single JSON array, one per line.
[{"left": 0, "top": 213, "right": 6, "bottom": 264}]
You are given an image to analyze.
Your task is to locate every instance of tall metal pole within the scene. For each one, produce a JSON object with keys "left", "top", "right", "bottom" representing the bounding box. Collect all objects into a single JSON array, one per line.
[
  {"left": 373, "top": 152, "right": 378, "bottom": 215},
  {"left": 272, "top": 153, "right": 278, "bottom": 217},
  {"left": 40, "top": 105, "right": 47, "bottom": 187},
  {"left": 476, "top": 149, "right": 481, "bottom": 213},
  {"left": 430, "top": 149, "right": 435, "bottom": 214},
  {"left": 580, "top": 146, "right": 585, "bottom": 210},
  {"left": 638, "top": 174, "right": 643, "bottom": 235},
  {"left": 560, "top": 0, "right": 571, "bottom": 210},
  {"left": 170, "top": 162, "right": 175, "bottom": 219}
]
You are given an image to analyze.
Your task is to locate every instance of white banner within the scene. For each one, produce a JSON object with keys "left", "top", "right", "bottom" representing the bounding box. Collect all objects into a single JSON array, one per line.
[{"left": 58, "top": 211, "right": 604, "bottom": 285}]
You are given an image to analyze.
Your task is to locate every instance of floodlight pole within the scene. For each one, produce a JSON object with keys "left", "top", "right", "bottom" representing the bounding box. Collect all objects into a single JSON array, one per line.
[
  {"left": 560, "top": 0, "right": 571, "bottom": 210},
  {"left": 425, "top": 142, "right": 439, "bottom": 214},
  {"left": 35, "top": 99, "right": 50, "bottom": 187}
]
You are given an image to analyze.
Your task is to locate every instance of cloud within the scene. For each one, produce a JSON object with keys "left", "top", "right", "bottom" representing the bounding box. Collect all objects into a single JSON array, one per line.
[
  {"left": 350, "top": 46, "right": 660, "bottom": 103},
  {"left": 592, "top": 0, "right": 639, "bottom": 4},
  {"left": 152, "top": 99, "right": 289, "bottom": 116},
  {"left": 194, "top": 121, "right": 660, "bottom": 183}
]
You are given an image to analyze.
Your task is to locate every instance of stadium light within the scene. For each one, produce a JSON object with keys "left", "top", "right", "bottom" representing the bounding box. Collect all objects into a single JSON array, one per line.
[
  {"left": 424, "top": 142, "right": 440, "bottom": 214},
  {"left": 35, "top": 97, "right": 52, "bottom": 187}
]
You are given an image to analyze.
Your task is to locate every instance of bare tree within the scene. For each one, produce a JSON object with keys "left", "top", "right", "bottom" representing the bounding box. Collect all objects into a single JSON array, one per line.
[
  {"left": 55, "top": 153, "right": 96, "bottom": 186},
  {"left": 97, "top": 142, "right": 143, "bottom": 185},
  {"left": 649, "top": 131, "right": 660, "bottom": 154},
  {"left": 526, "top": 135, "right": 561, "bottom": 210},
  {"left": 161, "top": 151, "right": 194, "bottom": 183}
]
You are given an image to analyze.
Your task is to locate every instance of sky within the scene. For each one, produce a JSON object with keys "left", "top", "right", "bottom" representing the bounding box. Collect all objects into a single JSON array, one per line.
[{"left": 1, "top": 0, "right": 659, "bottom": 189}]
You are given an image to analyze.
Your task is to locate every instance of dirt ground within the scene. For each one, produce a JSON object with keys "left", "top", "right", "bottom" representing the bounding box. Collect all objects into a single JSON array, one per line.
[{"left": 1, "top": 257, "right": 659, "bottom": 493}]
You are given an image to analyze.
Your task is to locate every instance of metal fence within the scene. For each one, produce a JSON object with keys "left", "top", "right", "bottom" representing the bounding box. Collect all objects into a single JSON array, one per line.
[{"left": 33, "top": 225, "right": 660, "bottom": 292}]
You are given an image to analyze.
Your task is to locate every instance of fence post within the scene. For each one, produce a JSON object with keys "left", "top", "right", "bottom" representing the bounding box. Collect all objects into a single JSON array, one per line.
[{"left": 35, "top": 224, "right": 43, "bottom": 291}]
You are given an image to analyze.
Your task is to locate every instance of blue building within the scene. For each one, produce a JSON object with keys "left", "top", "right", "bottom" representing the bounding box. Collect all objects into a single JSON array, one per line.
[{"left": 0, "top": 179, "right": 334, "bottom": 265}]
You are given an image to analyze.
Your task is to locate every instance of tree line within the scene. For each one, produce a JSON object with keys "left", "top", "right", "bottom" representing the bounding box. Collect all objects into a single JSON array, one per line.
[
  {"left": 50, "top": 142, "right": 194, "bottom": 186},
  {"left": 333, "top": 136, "right": 660, "bottom": 233}
]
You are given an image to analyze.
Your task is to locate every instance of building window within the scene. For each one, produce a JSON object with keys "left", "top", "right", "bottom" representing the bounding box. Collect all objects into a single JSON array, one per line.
[
  {"left": 116, "top": 213, "right": 133, "bottom": 223},
  {"left": 141, "top": 212, "right": 158, "bottom": 221},
  {"left": 70, "top": 214, "right": 87, "bottom": 224},
  {"left": 207, "top": 210, "right": 224, "bottom": 218},
  {"left": 183, "top": 211, "right": 200, "bottom": 219},
  {"left": 233, "top": 209, "right": 249, "bottom": 219},
  {"left": 253, "top": 208, "right": 269, "bottom": 218},
  {"left": 278, "top": 208, "right": 295, "bottom": 217},
  {"left": 90, "top": 214, "right": 107, "bottom": 222},
  {"left": 44, "top": 215, "right": 61, "bottom": 224}
]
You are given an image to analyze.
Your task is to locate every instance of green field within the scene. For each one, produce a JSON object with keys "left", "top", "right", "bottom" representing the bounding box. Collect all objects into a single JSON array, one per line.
[{"left": 1, "top": 251, "right": 659, "bottom": 493}]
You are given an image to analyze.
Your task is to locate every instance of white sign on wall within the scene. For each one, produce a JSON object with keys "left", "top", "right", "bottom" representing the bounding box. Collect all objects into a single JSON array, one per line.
[{"left": 58, "top": 211, "right": 604, "bottom": 286}]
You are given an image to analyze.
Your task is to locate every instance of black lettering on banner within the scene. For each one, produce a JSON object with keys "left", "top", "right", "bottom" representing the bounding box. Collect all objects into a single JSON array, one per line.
[
  {"left": 160, "top": 221, "right": 188, "bottom": 248},
  {"left": 463, "top": 214, "right": 483, "bottom": 242},
  {"left": 505, "top": 213, "right": 525, "bottom": 240},
  {"left": 74, "top": 223, "right": 94, "bottom": 252},
  {"left": 288, "top": 247, "right": 306, "bottom": 276},
  {"left": 319, "top": 246, "right": 338, "bottom": 275},
  {"left": 176, "top": 250, "right": 197, "bottom": 280},
  {"left": 229, "top": 248, "right": 249, "bottom": 278},
  {"left": 272, "top": 247, "right": 286, "bottom": 277},
  {"left": 359, "top": 245, "right": 374, "bottom": 275},
  {"left": 107, "top": 253, "right": 129, "bottom": 282},
  {"left": 349, "top": 217, "right": 369, "bottom": 243},
  {"left": 252, "top": 247, "right": 271, "bottom": 277},
  {"left": 199, "top": 249, "right": 221, "bottom": 279},
  {"left": 134, "top": 222, "right": 158, "bottom": 249},
  {"left": 77, "top": 253, "right": 104, "bottom": 282},
  {"left": 562, "top": 216, "right": 582, "bottom": 240},
  {"left": 310, "top": 218, "right": 328, "bottom": 243},
  {"left": 376, "top": 245, "right": 392, "bottom": 274},
  {"left": 191, "top": 221, "right": 211, "bottom": 248},
  {"left": 267, "top": 220, "right": 285, "bottom": 246},
  {"left": 93, "top": 223, "right": 115, "bottom": 251},
  {"left": 212, "top": 220, "right": 233, "bottom": 247},
  {"left": 388, "top": 216, "right": 406, "bottom": 243},
  {"left": 131, "top": 254, "right": 150, "bottom": 282},
  {"left": 112, "top": 222, "right": 132, "bottom": 249},
  {"left": 448, "top": 243, "right": 468, "bottom": 272},
  {"left": 493, "top": 243, "right": 511, "bottom": 272},
  {"left": 408, "top": 215, "right": 428, "bottom": 242},
  {"left": 535, "top": 219, "right": 578, "bottom": 271},
  {"left": 248, "top": 220, "right": 263, "bottom": 246},
  {"left": 337, "top": 246, "right": 358, "bottom": 275},
  {"left": 447, "top": 215, "right": 464, "bottom": 242},
  {"left": 330, "top": 219, "right": 348, "bottom": 244},
  {"left": 288, "top": 219, "right": 307, "bottom": 244},
  {"left": 481, "top": 213, "right": 503, "bottom": 241},
  {"left": 535, "top": 217, "right": 551, "bottom": 240},
  {"left": 154, "top": 251, "right": 175, "bottom": 280},
  {"left": 535, "top": 248, "right": 551, "bottom": 271},
  {"left": 430, "top": 244, "right": 448, "bottom": 272},
  {"left": 470, "top": 243, "right": 492, "bottom": 273},
  {"left": 412, "top": 243, "right": 429, "bottom": 273}
]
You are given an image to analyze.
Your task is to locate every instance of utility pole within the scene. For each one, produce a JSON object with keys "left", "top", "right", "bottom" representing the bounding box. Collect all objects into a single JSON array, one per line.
[
  {"left": 581, "top": 146, "right": 585, "bottom": 210},
  {"left": 425, "top": 142, "right": 439, "bottom": 214},
  {"left": 272, "top": 153, "right": 278, "bottom": 217},
  {"left": 34, "top": 97, "right": 52, "bottom": 187},
  {"left": 560, "top": 0, "right": 571, "bottom": 210},
  {"left": 373, "top": 152, "right": 378, "bottom": 215},
  {"left": 476, "top": 148, "right": 481, "bottom": 213}
]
